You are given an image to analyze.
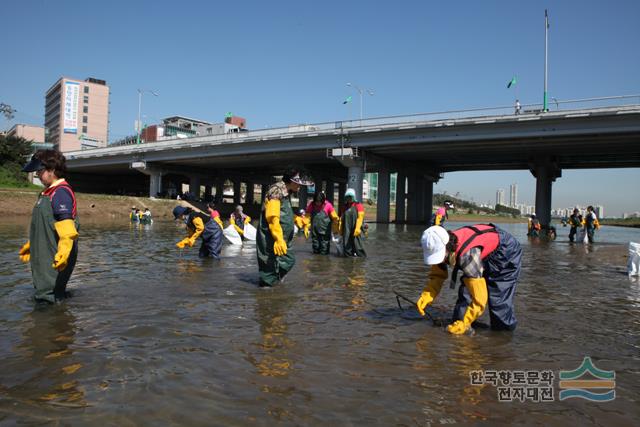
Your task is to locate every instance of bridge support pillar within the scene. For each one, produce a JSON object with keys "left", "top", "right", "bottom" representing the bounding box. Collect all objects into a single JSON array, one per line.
[
  {"left": 531, "top": 160, "right": 561, "bottom": 228},
  {"left": 395, "top": 172, "right": 406, "bottom": 223},
  {"left": 233, "top": 181, "right": 242, "bottom": 205},
  {"left": 246, "top": 182, "right": 255, "bottom": 204},
  {"left": 298, "top": 186, "right": 308, "bottom": 210},
  {"left": 406, "top": 174, "right": 419, "bottom": 224},
  {"left": 347, "top": 165, "right": 364, "bottom": 203},
  {"left": 204, "top": 185, "right": 212, "bottom": 200},
  {"left": 376, "top": 169, "right": 391, "bottom": 223},
  {"left": 326, "top": 180, "right": 335, "bottom": 205},
  {"left": 422, "top": 178, "right": 434, "bottom": 225},
  {"left": 338, "top": 182, "right": 346, "bottom": 209},
  {"left": 189, "top": 176, "right": 201, "bottom": 200},
  {"left": 215, "top": 179, "right": 224, "bottom": 202},
  {"left": 149, "top": 170, "right": 163, "bottom": 198},
  {"left": 261, "top": 183, "right": 269, "bottom": 203}
]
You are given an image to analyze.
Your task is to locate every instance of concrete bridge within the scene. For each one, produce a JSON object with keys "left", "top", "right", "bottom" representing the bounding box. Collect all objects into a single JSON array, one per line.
[{"left": 65, "top": 102, "right": 640, "bottom": 225}]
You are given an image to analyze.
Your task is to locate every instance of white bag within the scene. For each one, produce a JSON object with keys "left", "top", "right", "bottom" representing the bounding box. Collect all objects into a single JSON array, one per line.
[
  {"left": 223, "top": 225, "right": 243, "bottom": 245},
  {"left": 243, "top": 223, "right": 257, "bottom": 241},
  {"left": 629, "top": 242, "right": 640, "bottom": 277},
  {"left": 332, "top": 233, "right": 344, "bottom": 256}
]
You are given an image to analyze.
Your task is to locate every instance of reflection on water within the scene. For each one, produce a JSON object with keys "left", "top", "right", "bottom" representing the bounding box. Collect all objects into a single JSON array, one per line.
[{"left": 1, "top": 220, "right": 639, "bottom": 425}]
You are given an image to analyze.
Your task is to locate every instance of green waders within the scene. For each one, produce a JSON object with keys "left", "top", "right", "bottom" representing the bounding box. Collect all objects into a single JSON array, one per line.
[
  {"left": 29, "top": 193, "right": 79, "bottom": 303},
  {"left": 311, "top": 208, "right": 331, "bottom": 255},
  {"left": 257, "top": 197, "right": 295, "bottom": 286},
  {"left": 341, "top": 205, "right": 366, "bottom": 257}
]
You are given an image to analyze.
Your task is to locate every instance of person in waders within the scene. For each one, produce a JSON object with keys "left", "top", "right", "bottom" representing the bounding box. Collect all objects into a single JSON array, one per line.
[
  {"left": 173, "top": 205, "right": 223, "bottom": 259},
  {"left": 230, "top": 205, "right": 251, "bottom": 240},
  {"left": 256, "top": 169, "right": 313, "bottom": 287},
  {"left": 19, "top": 150, "right": 79, "bottom": 303},
  {"left": 303, "top": 191, "right": 339, "bottom": 255},
  {"left": 339, "top": 188, "right": 366, "bottom": 257},
  {"left": 416, "top": 224, "right": 521, "bottom": 334}
]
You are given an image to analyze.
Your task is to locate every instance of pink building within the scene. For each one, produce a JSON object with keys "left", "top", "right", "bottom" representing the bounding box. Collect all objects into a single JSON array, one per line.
[
  {"left": 45, "top": 77, "right": 109, "bottom": 152},
  {"left": 7, "top": 124, "right": 45, "bottom": 143}
]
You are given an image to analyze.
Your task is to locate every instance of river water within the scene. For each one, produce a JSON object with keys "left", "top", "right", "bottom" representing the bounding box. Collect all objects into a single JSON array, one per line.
[{"left": 1, "top": 220, "right": 639, "bottom": 426}]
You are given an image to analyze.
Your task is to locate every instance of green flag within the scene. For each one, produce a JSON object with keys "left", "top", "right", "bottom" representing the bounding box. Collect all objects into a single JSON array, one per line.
[
  {"left": 507, "top": 76, "right": 517, "bottom": 89},
  {"left": 343, "top": 96, "right": 352, "bottom": 105}
]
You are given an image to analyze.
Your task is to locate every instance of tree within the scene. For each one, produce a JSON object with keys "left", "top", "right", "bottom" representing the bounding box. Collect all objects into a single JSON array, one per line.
[
  {"left": 0, "top": 103, "right": 16, "bottom": 120},
  {"left": 0, "top": 134, "right": 33, "bottom": 187}
]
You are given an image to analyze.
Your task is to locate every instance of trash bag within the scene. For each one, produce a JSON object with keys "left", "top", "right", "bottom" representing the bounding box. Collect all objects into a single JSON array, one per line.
[
  {"left": 332, "top": 233, "right": 344, "bottom": 256},
  {"left": 629, "top": 242, "right": 640, "bottom": 277},
  {"left": 243, "top": 223, "right": 257, "bottom": 241},
  {"left": 223, "top": 225, "right": 243, "bottom": 245}
]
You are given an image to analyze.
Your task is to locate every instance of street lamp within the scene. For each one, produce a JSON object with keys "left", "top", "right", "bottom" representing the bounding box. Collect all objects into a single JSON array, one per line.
[
  {"left": 137, "top": 89, "right": 158, "bottom": 144},
  {"left": 346, "top": 82, "right": 374, "bottom": 124}
]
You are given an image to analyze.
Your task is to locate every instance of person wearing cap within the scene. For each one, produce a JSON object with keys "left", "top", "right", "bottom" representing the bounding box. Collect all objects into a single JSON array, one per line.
[
  {"left": 130, "top": 206, "right": 140, "bottom": 223},
  {"left": 417, "top": 224, "right": 522, "bottom": 334},
  {"left": 339, "top": 188, "right": 366, "bottom": 257},
  {"left": 173, "top": 203, "right": 223, "bottom": 259},
  {"left": 293, "top": 208, "right": 308, "bottom": 234},
  {"left": 256, "top": 168, "right": 313, "bottom": 286},
  {"left": 230, "top": 205, "right": 251, "bottom": 239},
  {"left": 19, "top": 150, "right": 79, "bottom": 303},
  {"left": 431, "top": 200, "right": 454, "bottom": 227},
  {"left": 304, "top": 191, "right": 340, "bottom": 255}
]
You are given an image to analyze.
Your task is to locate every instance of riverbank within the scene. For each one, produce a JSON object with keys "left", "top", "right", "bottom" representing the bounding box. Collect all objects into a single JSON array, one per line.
[{"left": 600, "top": 218, "right": 640, "bottom": 228}]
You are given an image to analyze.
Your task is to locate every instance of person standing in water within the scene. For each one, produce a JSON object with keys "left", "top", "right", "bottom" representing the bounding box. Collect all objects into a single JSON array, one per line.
[
  {"left": 19, "top": 150, "right": 79, "bottom": 303},
  {"left": 173, "top": 204, "right": 224, "bottom": 259},
  {"left": 230, "top": 205, "right": 251, "bottom": 239},
  {"left": 304, "top": 191, "right": 339, "bottom": 255},
  {"left": 431, "top": 200, "right": 454, "bottom": 227},
  {"left": 584, "top": 205, "right": 600, "bottom": 243},
  {"left": 256, "top": 168, "right": 313, "bottom": 287},
  {"left": 339, "top": 188, "right": 366, "bottom": 257},
  {"left": 568, "top": 208, "right": 582, "bottom": 243}
]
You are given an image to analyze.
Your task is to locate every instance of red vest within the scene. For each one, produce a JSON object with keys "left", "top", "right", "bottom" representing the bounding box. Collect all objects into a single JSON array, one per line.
[
  {"left": 42, "top": 181, "right": 77, "bottom": 218},
  {"left": 452, "top": 224, "right": 499, "bottom": 261}
]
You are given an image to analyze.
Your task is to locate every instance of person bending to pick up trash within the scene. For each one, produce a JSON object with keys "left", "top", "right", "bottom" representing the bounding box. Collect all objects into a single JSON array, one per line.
[
  {"left": 173, "top": 204, "right": 223, "bottom": 259},
  {"left": 230, "top": 205, "right": 251, "bottom": 240},
  {"left": 304, "top": 191, "right": 339, "bottom": 255},
  {"left": 19, "top": 150, "right": 79, "bottom": 303},
  {"left": 256, "top": 168, "right": 313, "bottom": 287},
  {"left": 416, "top": 224, "right": 522, "bottom": 334},
  {"left": 431, "top": 200, "right": 454, "bottom": 227}
]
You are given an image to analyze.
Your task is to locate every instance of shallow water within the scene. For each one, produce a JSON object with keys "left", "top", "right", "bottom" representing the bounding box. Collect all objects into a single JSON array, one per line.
[{"left": 1, "top": 220, "right": 639, "bottom": 426}]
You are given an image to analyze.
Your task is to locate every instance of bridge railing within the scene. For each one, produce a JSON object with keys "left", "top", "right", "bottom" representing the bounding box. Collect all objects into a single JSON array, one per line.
[{"left": 71, "top": 95, "right": 640, "bottom": 157}]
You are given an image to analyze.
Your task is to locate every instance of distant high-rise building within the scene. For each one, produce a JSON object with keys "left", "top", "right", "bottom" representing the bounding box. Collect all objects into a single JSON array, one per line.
[
  {"left": 45, "top": 76, "right": 109, "bottom": 152},
  {"left": 595, "top": 205, "right": 604, "bottom": 219},
  {"left": 509, "top": 183, "right": 518, "bottom": 208},
  {"left": 496, "top": 189, "right": 505, "bottom": 206}
]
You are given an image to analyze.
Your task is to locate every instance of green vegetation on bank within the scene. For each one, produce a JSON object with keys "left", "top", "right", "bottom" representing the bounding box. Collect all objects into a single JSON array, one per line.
[
  {"left": 0, "top": 134, "right": 37, "bottom": 188},
  {"left": 600, "top": 218, "right": 640, "bottom": 228}
]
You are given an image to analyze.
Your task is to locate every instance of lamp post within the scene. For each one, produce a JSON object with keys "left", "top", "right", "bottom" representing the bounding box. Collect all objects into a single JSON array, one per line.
[
  {"left": 347, "top": 82, "right": 374, "bottom": 125},
  {"left": 543, "top": 9, "right": 549, "bottom": 112},
  {"left": 137, "top": 89, "right": 158, "bottom": 144}
]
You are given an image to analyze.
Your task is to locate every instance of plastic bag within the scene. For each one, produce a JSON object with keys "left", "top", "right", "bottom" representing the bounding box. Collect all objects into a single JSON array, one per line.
[
  {"left": 223, "top": 225, "right": 243, "bottom": 245},
  {"left": 243, "top": 224, "right": 257, "bottom": 241},
  {"left": 629, "top": 242, "right": 640, "bottom": 277}
]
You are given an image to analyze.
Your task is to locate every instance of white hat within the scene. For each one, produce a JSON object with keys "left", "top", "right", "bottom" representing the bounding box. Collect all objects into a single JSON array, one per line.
[
  {"left": 344, "top": 188, "right": 356, "bottom": 199},
  {"left": 421, "top": 226, "right": 450, "bottom": 265}
]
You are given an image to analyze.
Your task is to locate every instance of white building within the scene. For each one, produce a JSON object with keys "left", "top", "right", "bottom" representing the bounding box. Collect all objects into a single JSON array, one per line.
[{"left": 496, "top": 189, "right": 505, "bottom": 206}]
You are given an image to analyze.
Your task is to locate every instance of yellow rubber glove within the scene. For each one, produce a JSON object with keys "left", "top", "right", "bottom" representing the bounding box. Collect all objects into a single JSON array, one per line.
[
  {"left": 265, "top": 199, "right": 287, "bottom": 256},
  {"left": 417, "top": 264, "right": 448, "bottom": 316},
  {"left": 354, "top": 211, "right": 365, "bottom": 237},
  {"left": 244, "top": 216, "right": 251, "bottom": 224},
  {"left": 447, "top": 277, "right": 488, "bottom": 335},
  {"left": 19, "top": 241, "right": 31, "bottom": 263},
  {"left": 434, "top": 213, "right": 443, "bottom": 226},
  {"left": 190, "top": 217, "right": 205, "bottom": 242},
  {"left": 233, "top": 224, "right": 245, "bottom": 235},
  {"left": 594, "top": 218, "right": 600, "bottom": 229},
  {"left": 52, "top": 219, "right": 78, "bottom": 271},
  {"left": 176, "top": 238, "right": 191, "bottom": 249},
  {"left": 303, "top": 213, "right": 311, "bottom": 238}
]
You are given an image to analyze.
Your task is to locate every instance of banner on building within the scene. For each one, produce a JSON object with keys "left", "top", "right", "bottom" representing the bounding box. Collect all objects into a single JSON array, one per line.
[{"left": 63, "top": 81, "right": 80, "bottom": 134}]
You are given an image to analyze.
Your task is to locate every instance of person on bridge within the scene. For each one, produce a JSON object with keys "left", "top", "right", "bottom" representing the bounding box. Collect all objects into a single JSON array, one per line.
[
  {"left": 304, "top": 191, "right": 340, "bottom": 255},
  {"left": 257, "top": 169, "right": 313, "bottom": 287},
  {"left": 230, "top": 205, "right": 251, "bottom": 239},
  {"left": 568, "top": 208, "right": 582, "bottom": 243},
  {"left": 19, "top": 150, "right": 80, "bottom": 303},
  {"left": 431, "top": 200, "right": 454, "bottom": 227},
  {"left": 339, "top": 188, "right": 367, "bottom": 257},
  {"left": 584, "top": 205, "right": 600, "bottom": 243},
  {"left": 416, "top": 224, "right": 521, "bottom": 334},
  {"left": 173, "top": 204, "right": 223, "bottom": 259}
]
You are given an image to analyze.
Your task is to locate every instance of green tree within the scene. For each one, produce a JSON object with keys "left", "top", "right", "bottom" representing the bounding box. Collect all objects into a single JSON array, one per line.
[{"left": 0, "top": 134, "right": 33, "bottom": 187}]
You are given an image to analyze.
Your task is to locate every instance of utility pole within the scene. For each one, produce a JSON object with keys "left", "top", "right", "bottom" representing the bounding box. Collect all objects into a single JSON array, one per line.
[{"left": 543, "top": 9, "right": 549, "bottom": 112}]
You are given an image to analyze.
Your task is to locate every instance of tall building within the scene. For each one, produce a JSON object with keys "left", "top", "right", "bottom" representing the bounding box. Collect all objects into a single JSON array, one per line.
[
  {"left": 496, "top": 189, "right": 505, "bottom": 206},
  {"left": 595, "top": 205, "right": 604, "bottom": 219},
  {"left": 509, "top": 183, "right": 518, "bottom": 208},
  {"left": 45, "top": 77, "right": 109, "bottom": 152},
  {"left": 6, "top": 124, "right": 50, "bottom": 150}
]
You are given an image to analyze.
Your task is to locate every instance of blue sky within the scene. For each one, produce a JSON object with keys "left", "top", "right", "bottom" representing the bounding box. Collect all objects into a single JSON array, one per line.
[{"left": 1, "top": 0, "right": 639, "bottom": 215}]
